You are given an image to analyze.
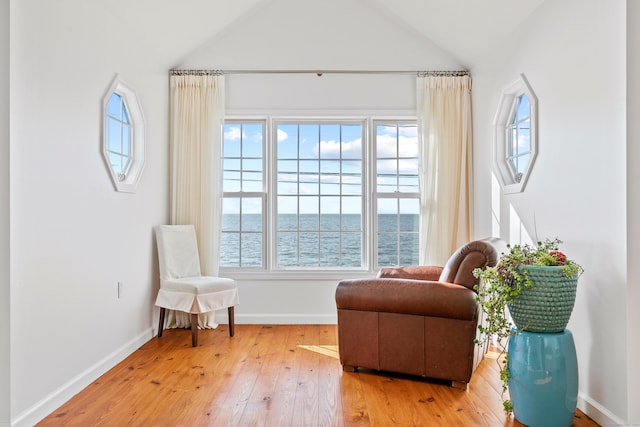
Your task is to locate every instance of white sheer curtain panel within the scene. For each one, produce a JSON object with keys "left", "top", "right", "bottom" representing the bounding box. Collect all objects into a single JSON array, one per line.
[
  {"left": 417, "top": 75, "right": 473, "bottom": 265},
  {"left": 167, "top": 73, "right": 225, "bottom": 328}
]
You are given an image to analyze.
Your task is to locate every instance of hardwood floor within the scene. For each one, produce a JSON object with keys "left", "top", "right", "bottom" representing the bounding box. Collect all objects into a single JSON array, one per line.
[{"left": 38, "top": 325, "right": 598, "bottom": 426}]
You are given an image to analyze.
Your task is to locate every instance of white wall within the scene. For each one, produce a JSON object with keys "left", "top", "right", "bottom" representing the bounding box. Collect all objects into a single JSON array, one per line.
[
  {"left": 178, "top": 0, "right": 463, "bottom": 325},
  {"left": 626, "top": 0, "right": 640, "bottom": 423},
  {"left": 472, "top": 0, "right": 630, "bottom": 424},
  {"left": 9, "top": 0, "right": 169, "bottom": 425},
  {"left": 1, "top": 0, "right": 10, "bottom": 425}
]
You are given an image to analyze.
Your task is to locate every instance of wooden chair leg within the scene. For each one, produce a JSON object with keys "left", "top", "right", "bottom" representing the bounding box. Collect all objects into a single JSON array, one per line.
[
  {"left": 191, "top": 313, "right": 198, "bottom": 347},
  {"left": 158, "top": 307, "right": 166, "bottom": 338},
  {"left": 228, "top": 306, "right": 235, "bottom": 337}
]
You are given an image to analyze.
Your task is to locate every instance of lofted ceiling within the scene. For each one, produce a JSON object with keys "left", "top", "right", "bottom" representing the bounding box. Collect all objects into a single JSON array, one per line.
[
  {"left": 374, "top": 0, "right": 546, "bottom": 66},
  {"left": 106, "top": 0, "right": 545, "bottom": 69}
]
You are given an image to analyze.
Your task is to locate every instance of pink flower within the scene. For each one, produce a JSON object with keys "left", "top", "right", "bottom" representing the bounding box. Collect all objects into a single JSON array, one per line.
[{"left": 549, "top": 250, "right": 567, "bottom": 265}]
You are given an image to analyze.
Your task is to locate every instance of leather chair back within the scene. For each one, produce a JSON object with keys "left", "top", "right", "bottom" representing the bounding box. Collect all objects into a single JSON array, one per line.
[{"left": 438, "top": 237, "right": 504, "bottom": 291}]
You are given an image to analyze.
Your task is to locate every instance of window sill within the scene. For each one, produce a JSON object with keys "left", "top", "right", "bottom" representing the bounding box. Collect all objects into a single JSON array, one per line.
[{"left": 218, "top": 268, "right": 378, "bottom": 282}]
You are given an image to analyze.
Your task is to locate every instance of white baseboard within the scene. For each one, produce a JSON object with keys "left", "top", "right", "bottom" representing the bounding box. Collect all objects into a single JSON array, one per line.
[
  {"left": 11, "top": 328, "right": 154, "bottom": 427},
  {"left": 578, "top": 392, "right": 626, "bottom": 426},
  {"left": 222, "top": 313, "right": 337, "bottom": 325}
]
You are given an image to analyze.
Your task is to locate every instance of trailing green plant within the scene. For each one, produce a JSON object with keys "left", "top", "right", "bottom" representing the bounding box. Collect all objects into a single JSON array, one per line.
[{"left": 472, "top": 238, "right": 583, "bottom": 413}]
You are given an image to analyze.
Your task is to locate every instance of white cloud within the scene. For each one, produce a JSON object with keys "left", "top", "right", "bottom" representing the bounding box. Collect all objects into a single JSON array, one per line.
[
  {"left": 224, "top": 127, "right": 243, "bottom": 140},
  {"left": 277, "top": 128, "right": 289, "bottom": 142},
  {"left": 376, "top": 135, "right": 418, "bottom": 158},
  {"left": 316, "top": 138, "right": 362, "bottom": 158}
]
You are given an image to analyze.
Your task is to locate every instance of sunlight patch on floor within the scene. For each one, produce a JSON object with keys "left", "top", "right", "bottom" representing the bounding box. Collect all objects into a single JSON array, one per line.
[{"left": 298, "top": 345, "right": 339, "bottom": 359}]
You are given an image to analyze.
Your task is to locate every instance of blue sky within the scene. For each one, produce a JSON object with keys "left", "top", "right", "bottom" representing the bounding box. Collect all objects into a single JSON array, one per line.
[{"left": 222, "top": 121, "right": 419, "bottom": 216}]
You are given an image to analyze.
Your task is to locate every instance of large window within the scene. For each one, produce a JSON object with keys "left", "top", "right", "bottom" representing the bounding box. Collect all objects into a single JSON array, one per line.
[{"left": 220, "top": 118, "right": 418, "bottom": 272}]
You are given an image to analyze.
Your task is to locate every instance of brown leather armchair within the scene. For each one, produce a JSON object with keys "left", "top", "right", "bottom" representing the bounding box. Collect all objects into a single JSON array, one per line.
[{"left": 335, "top": 238, "right": 504, "bottom": 389}]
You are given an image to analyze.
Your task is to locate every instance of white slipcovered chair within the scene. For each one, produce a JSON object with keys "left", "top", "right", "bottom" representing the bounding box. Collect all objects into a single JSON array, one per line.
[{"left": 155, "top": 224, "right": 239, "bottom": 347}]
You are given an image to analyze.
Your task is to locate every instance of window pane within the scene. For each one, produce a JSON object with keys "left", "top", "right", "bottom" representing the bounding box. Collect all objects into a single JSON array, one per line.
[
  {"left": 278, "top": 196, "right": 298, "bottom": 217},
  {"left": 376, "top": 124, "right": 398, "bottom": 158},
  {"left": 299, "top": 232, "right": 319, "bottom": 266},
  {"left": 342, "top": 212, "right": 361, "bottom": 232},
  {"left": 222, "top": 198, "right": 240, "bottom": 231},
  {"left": 242, "top": 158, "right": 263, "bottom": 191},
  {"left": 518, "top": 119, "right": 531, "bottom": 154},
  {"left": 320, "top": 233, "right": 340, "bottom": 266},
  {"left": 107, "top": 93, "right": 122, "bottom": 118},
  {"left": 108, "top": 118, "right": 122, "bottom": 152},
  {"left": 342, "top": 124, "right": 362, "bottom": 159},
  {"left": 242, "top": 123, "right": 263, "bottom": 157},
  {"left": 374, "top": 121, "right": 419, "bottom": 268},
  {"left": 220, "top": 233, "right": 240, "bottom": 267},
  {"left": 399, "top": 199, "right": 419, "bottom": 232},
  {"left": 278, "top": 232, "right": 298, "bottom": 266},
  {"left": 274, "top": 122, "right": 365, "bottom": 269},
  {"left": 300, "top": 213, "right": 319, "bottom": 231},
  {"left": 223, "top": 124, "right": 242, "bottom": 157},
  {"left": 277, "top": 126, "right": 298, "bottom": 159},
  {"left": 399, "top": 234, "right": 419, "bottom": 265},
  {"left": 221, "top": 195, "right": 264, "bottom": 268},
  {"left": 278, "top": 213, "right": 297, "bottom": 231},
  {"left": 341, "top": 232, "right": 362, "bottom": 267},
  {"left": 109, "top": 152, "right": 124, "bottom": 175},
  {"left": 278, "top": 181, "right": 298, "bottom": 195},
  {"left": 319, "top": 124, "right": 340, "bottom": 159},
  {"left": 320, "top": 182, "right": 340, "bottom": 195},
  {"left": 241, "top": 233, "right": 262, "bottom": 267},
  {"left": 223, "top": 159, "right": 241, "bottom": 192},
  {"left": 517, "top": 94, "right": 530, "bottom": 119},
  {"left": 377, "top": 233, "right": 398, "bottom": 266}
]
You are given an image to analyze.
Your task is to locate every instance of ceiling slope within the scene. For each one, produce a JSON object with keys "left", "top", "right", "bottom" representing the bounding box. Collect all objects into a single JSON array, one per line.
[
  {"left": 101, "top": 0, "right": 545, "bottom": 70},
  {"left": 177, "top": 0, "right": 461, "bottom": 71},
  {"left": 103, "top": 0, "right": 271, "bottom": 68},
  {"left": 374, "top": 0, "right": 546, "bottom": 67}
]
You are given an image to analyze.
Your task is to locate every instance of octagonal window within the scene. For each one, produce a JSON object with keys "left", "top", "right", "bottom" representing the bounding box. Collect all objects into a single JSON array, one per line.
[
  {"left": 102, "top": 76, "right": 145, "bottom": 193},
  {"left": 106, "top": 93, "right": 132, "bottom": 179},
  {"left": 493, "top": 74, "right": 537, "bottom": 194}
]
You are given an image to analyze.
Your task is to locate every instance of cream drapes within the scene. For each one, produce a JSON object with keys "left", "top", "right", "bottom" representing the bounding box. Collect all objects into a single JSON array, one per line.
[
  {"left": 167, "top": 74, "right": 225, "bottom": 328},
  {"left": 169, "top": 74, "right": 225, "bottom": 275},
  {"left": 417, "top": 75, "right": 473, "bottom": 265}
]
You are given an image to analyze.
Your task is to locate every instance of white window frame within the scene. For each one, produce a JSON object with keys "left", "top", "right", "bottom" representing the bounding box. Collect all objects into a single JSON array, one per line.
[
  {"left": 102, "top": 76, "right": 146, "bottom": 193},
  {"left": 220, "top": 115, "right": 418, "bottom": 280},
  {"left": 221, "top": 120, "right": 267, "bottom": 269},
  {"left": 493, "top": 74, "right": 538, "bottom": 194},
  {"left": 372, "top": 119, "right": 420, "bottom": 269}
]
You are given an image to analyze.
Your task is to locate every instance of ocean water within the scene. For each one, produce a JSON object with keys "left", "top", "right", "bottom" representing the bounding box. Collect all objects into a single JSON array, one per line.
[{"left": 221, "top": 214, "right": 419, "bottom": 268}]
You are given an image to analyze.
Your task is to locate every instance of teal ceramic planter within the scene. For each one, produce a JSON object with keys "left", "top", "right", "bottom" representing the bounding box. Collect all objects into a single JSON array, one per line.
[{"left": 508, "top": 329, "right": 578, "bottom": 427}]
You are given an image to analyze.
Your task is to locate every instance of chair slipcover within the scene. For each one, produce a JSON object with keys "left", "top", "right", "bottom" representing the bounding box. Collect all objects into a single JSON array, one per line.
[{"left": 155, "top": 225, "right": 239, "bottom": 336}]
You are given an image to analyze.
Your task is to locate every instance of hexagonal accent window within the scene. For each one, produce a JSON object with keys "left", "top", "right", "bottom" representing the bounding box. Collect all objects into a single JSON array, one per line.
[
  {"left": 102, "top": 77, "right": 145, "bottom": 192},
  {"left": 493, "top": 74, "right": 537, "bottom": 194}
]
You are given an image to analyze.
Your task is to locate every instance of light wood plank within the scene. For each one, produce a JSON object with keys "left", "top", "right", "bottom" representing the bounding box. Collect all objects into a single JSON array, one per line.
[{"left": 37, "top": 325, "right": 600, "bottom": 427}]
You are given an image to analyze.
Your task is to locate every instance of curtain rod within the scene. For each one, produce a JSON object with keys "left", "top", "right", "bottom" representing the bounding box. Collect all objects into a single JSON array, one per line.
[{"left": 170, "top": 69, "right": 469, "bottom": 77}]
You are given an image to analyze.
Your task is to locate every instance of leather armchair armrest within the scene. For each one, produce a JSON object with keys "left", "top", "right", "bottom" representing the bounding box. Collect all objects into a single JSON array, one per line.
[
  {"left": 377, "top": 266, "right": 444, "bottom": 281},
  {"left": 336, "top": 278, "right": 478, "bottom": 321}
]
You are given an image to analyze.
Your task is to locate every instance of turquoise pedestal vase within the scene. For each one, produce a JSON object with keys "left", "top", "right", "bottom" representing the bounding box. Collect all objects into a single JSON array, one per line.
[{"left": 508, "top": 329, "right": 578, "bottom": 427}]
